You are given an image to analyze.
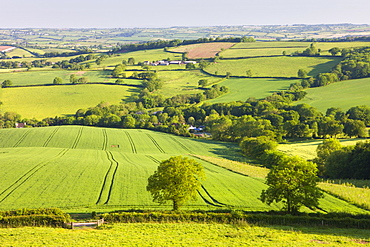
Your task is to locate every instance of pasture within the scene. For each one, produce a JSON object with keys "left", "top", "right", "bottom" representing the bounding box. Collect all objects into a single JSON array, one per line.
[
  {"left": 0, "top": 69, "right": 143, "bottom": 86},
  {"left": 0, "top": 223, "right": 369, "bottom": 246},
  {"left": 206, "top": 78, "right": 298, "bottom": 103},
  {"left": 203, "top": 56, "right": 342, "bottom": 77},
  {"left": 0, "top": 126, "right": 367, "bottom": 214},
  {"left": 0, "top": 84, "right": 138, "bottom": 119},
  {"left": 298, "top": 77, "right": 370, "bottom": 112}
]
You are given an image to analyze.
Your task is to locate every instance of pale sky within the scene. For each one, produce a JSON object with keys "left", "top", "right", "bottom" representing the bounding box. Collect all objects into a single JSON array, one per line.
[{"left": 1, "top": 0, "right": 369, "bottom": 28}]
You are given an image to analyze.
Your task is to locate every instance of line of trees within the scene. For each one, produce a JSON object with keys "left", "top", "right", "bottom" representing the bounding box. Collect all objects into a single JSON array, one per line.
[{"left": 110, "top": 36, "right": 255, "bottom": 53}]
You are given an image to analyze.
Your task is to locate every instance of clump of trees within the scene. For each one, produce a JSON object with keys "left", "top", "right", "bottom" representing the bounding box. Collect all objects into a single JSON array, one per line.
[
  {"left": 147, "top": 156, "right": 205, "bottom": 210},
  {"left": 2, "top": 80, "right": 12, "bottom": 88},
  {"left": 314, "top": 139, "right": 370, "bottom": 179}
]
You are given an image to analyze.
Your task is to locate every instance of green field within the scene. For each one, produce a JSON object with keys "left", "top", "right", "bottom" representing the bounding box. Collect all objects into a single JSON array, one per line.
[
  {"left": 0, "top": 70, "right": 143, "bottom": 86},
  {"left": 277, "top": 138, "right": 364, "bottom": 160},
  {"left": 0, "top": 223, "right": 369, "bottom": 246},
  {"left": 206, "top": 78, "right": 298, "bottom": 103},
  {"left": 0, "top": 126, "right": 367, "bottom": 214},
  {"left": 0, "top": 84, "right": 138, "bottom": 119},
  {"left": 298, "top": 78, "right": 370, "bottom": 112},
  {"left": 204, "top": 56, "right": 342, "bottom": 77},
  {"left": 220, "top": 41, "right": 370, "bottom": 58},
  {"left": 221, "top": 42, "right": 308, "bottom": 58}
]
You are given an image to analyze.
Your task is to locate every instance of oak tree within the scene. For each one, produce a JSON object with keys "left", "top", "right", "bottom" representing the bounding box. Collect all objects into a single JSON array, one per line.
[{"left": 147, "top": 156, "right": 205, "bottom": 210}]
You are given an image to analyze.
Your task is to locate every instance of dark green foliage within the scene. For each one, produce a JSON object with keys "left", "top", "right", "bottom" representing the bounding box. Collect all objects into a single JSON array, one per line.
[
  {"left": 240, "top": 136, "right": 278, "bottom": 159},
  {"left": 346, "top": 105, "right": 370, "bottom": 126},
  {"left": 315, "top": 139, "right": 370, "bottom": 179},
  {"left": 329, "top": 47, "right": 341, "bottom": 56}
]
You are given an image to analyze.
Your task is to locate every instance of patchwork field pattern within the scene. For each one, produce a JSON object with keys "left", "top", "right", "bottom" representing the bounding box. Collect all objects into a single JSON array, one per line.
[{"left": 0, "top": 126, "right": 367, "bottom": 214}]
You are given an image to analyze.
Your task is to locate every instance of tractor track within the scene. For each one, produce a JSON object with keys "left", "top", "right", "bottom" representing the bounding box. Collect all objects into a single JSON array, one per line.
[
  {"left": 71, "top": 127, "right": 83, "bottom": 149},
  {"left": 43, "top": 127, "right": 60, "bottom": 147},
  {"left": 124, "top": 131, "right": 137, "bottom": 153},
  {"left": 13, "top": 130, "right": 31, "bottom": 148},
  {"left": 170, "top": 137, "right": 194, "bottom": 154},
  {"left": 102, "top": 129, "right": 108, "bottom": 150},
  {"left": 146, "top": 134, "right": 165, "bottom": 153},
  {"left": 96, "top": 151, "right": 119, "bottom": 205}
]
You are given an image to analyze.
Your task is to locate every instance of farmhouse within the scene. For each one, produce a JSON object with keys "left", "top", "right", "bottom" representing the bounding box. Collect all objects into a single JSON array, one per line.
[{"left": 15, "top": 123, "right": 26, "bottom": 128}]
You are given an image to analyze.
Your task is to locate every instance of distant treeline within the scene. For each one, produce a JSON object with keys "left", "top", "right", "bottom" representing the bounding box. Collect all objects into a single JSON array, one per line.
[
  {"left": 299, "top": 36, "right": 370, "bottom": 42},
  {"left": 110, "top": 36, "right": 256, "bottom": 53}
]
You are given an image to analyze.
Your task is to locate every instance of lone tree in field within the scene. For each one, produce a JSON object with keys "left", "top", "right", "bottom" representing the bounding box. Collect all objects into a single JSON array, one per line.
[
  {"left": 260, "top": 155, "right": 323, "bottom": 213},
  {"left": 147, "top": 156, "right": 205, "bottom": 211},
  {"left": 2, "top": 79, "right": 12, "bottom": 88},
  {"left": 297, "top": 69, "right": 308, "bottom": 78},
  {"left": 53, "top": 77, "right": 63, "bottom": 85}
]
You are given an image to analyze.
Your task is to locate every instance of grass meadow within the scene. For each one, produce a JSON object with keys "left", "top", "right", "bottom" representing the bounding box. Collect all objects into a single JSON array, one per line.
[
  {"left": 298, "top": 77, "right": 370, "bottom": 112},
  {"left": 0, "top": 126, "right": 367, "bottom": 214},
  {"left": 206, "top": 78, "right": 298, "bottom": 103},
  {"left": 0, "top": 223, "right": 369, "bottom": 246},
  {"left": 203, "top": 56, "right": 342, "bottom": 77},
  {"left": 0, "top": 84, "right": 138, "bottom": 119}
]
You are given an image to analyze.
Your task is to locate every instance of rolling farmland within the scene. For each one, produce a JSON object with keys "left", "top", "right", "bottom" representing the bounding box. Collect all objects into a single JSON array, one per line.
[{"left": 0, "top": 126, "right": 367, "bottom": 214}]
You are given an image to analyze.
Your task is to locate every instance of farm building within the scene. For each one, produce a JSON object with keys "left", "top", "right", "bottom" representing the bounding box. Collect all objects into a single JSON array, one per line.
[{"left": 15, "top": 123, "right": 26, "bottom": 128}]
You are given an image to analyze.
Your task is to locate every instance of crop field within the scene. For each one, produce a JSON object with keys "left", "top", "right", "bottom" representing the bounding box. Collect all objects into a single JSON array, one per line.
[
  {"left": 206, "top": 78, "right": 298, "bottom": 103},
  {"left": 170, "top": 42, "right": 235, "bottom": 58},
  {"left": 203, "top": 56, "right": 342, "bottom": 77},
  {"left": 0, "top": 126, "right": 367, "bottom": 214},
  {"left": 0, "top": 223, "right": 369, "bottom": 246},
  {"left": 0, "top": 84, "right": 138, "bottom": 119},
  {"left": 298, "top": 77, "right": 370, "bottom": 112}
]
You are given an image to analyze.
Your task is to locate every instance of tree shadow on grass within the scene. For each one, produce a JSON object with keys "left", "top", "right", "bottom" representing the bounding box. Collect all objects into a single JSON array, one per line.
[{"left": 307, "top": 57, "right": 342, "bottom": 77}]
